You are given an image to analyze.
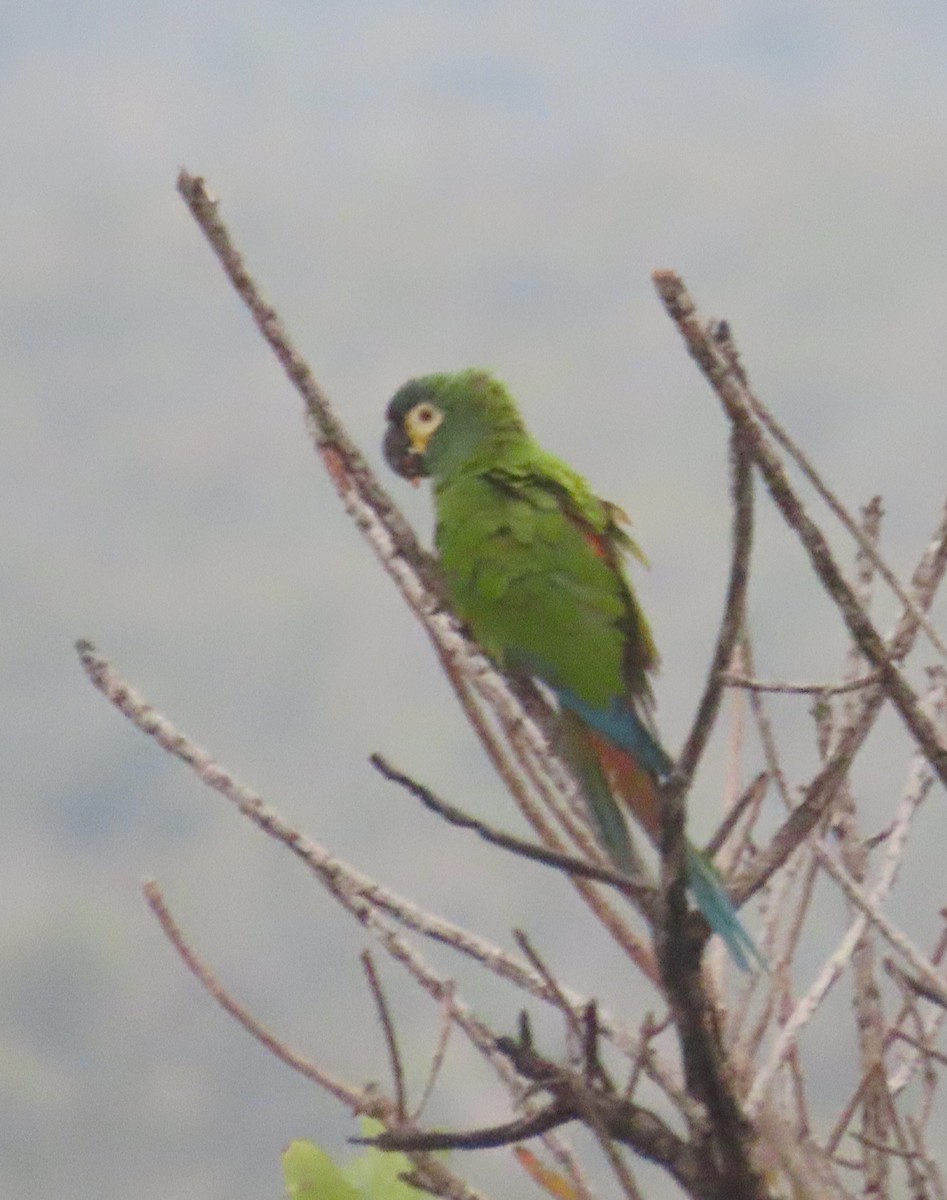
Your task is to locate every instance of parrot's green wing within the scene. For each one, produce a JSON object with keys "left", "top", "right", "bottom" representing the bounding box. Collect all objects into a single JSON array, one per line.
[{"left": 435, "top": 453, "right": 659, "bottom": 717}]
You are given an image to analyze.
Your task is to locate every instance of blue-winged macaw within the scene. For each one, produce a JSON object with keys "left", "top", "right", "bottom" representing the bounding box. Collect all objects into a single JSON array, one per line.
[{"left": 383, "top": 369, "right": 762, "bottom": 970}]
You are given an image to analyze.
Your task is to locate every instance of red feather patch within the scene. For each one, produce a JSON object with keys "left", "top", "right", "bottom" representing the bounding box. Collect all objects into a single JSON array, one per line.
[
  {"left": 586, "top": 730, "right": 662, "bottom": 843},
  {"left": 582, "top": 528, "right": 610, "bottom": 560}
]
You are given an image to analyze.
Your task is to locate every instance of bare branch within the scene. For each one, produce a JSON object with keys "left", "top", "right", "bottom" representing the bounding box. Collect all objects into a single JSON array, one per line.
[
  {"left": 892, "top": 1030, "right": 947, "bottom": 1071},
  {"left": 144, "top": 880, "right": 371, "bottom": 1107},
  {"left": 410, "top": 983, "right": 456, "bottom": 1122},
  {"left": 361, "top": 951, "right": 408, "bottom": 1121},
  {"left": 743, "top": 377, "right": 947, "bottom": 666},
  {"left": 674, "top": 422, "right": 754, "bottom": 785},
  {"left": 733, "top": 503, "right": 947, "bottom": 903},
  {"left": 746, "top": 727, "right": 947, "bottom": 1117},
  {"left": 658, "top": 752, "right": 768, "bottom": 1198},
  {"left": 357, "top": 1104, "right": 575, "bottom": 1152},
  {"left": 493, "top": 1022, "right": 738, "bottom": 1200},
  {"left": 704, "top": 772, "right": 769, "bottom": 862},
  {"left": 653, "top": 270, "right": 947, "bottom": 790},
  {"left": 176, "top": 172, "right": 435, "bottom": 583},
  {"left": 721, "top": 673, "right": 880, "bottom": 697},
  {"left": 826, "top": 919, "right": 947, "bottom": 1154},
  {"left": 75, "top": 639, "right": 689, "bottom": 1111},
  {"left": 370, "top": 753, "right": 653, "bottom": 903},
  {"left": 145, "top": 887, "right": 491, "bottom": 1200},
  {"left": 832, "top": 497, "right": 888, "bottom": 1200},
  {"left": 512, "top": 930, "right": 588, "bottom": 1057}
]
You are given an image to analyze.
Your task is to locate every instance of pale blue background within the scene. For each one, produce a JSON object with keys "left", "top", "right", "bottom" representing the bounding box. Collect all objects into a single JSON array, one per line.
[{"left": 3, "top": 3, "right": 946, "bottom": 1197}]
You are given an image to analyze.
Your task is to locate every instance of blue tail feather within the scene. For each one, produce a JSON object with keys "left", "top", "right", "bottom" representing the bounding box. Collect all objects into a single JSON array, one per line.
[
  {"left": 557, "top": 708, "right": 636, "bottom": 869},
  {"left": 557, "top": 689, "right": 674, "bottom": 778},
  {"left": 686, "top": 845, "right": 768, "bottom": 972},
  {"left": 556, "top": 687, "right": 766, "bottom": 972}
]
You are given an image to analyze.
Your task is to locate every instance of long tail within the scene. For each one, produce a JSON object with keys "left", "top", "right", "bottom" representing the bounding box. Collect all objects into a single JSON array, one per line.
[
  {"left": 685, "top": 844, "right": 767, "bottom": 972},
  {"left": 557, "top": 697, "right": 765, "bottom": 971},
  {"left": 557, "top": 708, "right": 637, "bottom": 869}
]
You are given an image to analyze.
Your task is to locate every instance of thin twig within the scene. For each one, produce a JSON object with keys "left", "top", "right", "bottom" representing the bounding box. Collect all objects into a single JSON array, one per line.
[
  {"left": 513, "top": 930, "right": 587, "bottom": 1054},
  {"left": 357, "top": 1105, "right": 573, "bottom": 1151},
  {"left": 370, "top": 752, "right": 652, "bottom": 901},
  {"left": 623, "top": 1013, "right": 664, "bottom": 1101},
  {"left": 832, "top": 499, "right": 889, "bottom": 1200},
  {"left": 892, "top": 1030, "right": 947, "bottom": 1071},
  {"left": 886, "top": 959, "right": 947, "bottom": 1013},
  {"left": 176, "top": 172, "right": 436, "bottom": 584},
  {"left": 144, "top": 880, "right": 371, "bottom": 1107},
  {"left": 849, "top": 1131, "right": 920, "bottom": 1162},
  {"left": 721, "top": 673, "right": 879, "bottom": 696},
  {"left": 410, "top": 983, "right": 456, "bottom": 1122},
  {"left": 673, "top": 424, "right": 754, "bottom": 786},
  {"left": 704, "top": 772, "right": 768, "bottom": 861},
  {"left": 361, "top": 951, "right": 408, "bottom": 1121}
]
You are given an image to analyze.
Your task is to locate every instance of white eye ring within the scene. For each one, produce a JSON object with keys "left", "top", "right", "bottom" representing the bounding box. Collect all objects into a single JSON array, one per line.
[{"left": 414, "top": 404, "right": 438, "bottom": 425}]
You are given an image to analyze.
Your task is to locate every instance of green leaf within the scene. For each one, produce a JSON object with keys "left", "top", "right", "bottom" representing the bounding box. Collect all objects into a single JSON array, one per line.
[
  {"left": 283, "top": 1140, "right": 362, "bottom": 1200},
  {"left": 342, "top": 1119, "right": 426, "bottom": 1200}
]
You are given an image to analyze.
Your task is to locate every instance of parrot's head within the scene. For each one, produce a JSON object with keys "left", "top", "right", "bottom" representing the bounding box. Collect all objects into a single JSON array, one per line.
[{"left": 383, "top": 369, "right": 525, "bottom": 484}]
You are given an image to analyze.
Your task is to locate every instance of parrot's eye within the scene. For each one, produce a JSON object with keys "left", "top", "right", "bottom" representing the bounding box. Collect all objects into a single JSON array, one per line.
[
  {"left": 413, "top": 403, "right": 439, "bottom": 426},
  {"left": 405, "top": 401, "right": 444, "bottom": 444}
]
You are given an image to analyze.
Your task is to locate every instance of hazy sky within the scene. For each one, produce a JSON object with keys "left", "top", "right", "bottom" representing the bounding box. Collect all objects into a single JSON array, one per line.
[{"left": 3, "top": 4, "right": 946, "bottom": 1198}]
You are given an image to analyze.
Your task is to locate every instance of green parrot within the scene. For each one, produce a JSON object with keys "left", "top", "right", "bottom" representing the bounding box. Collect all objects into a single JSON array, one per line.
[{"left": 383, "top": 368, "right": 762, "bottom": 971}]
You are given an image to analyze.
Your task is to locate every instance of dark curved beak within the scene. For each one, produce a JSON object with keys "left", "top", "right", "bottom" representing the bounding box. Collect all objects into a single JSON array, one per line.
[{"left": 383, "top": 420, "right": 426, "bottom": 482}]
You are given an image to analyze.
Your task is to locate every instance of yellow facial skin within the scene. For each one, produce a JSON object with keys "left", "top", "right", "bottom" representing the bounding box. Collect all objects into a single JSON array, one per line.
[{"left": 403, "top": 401, "right": 444, "bottom": 455}]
